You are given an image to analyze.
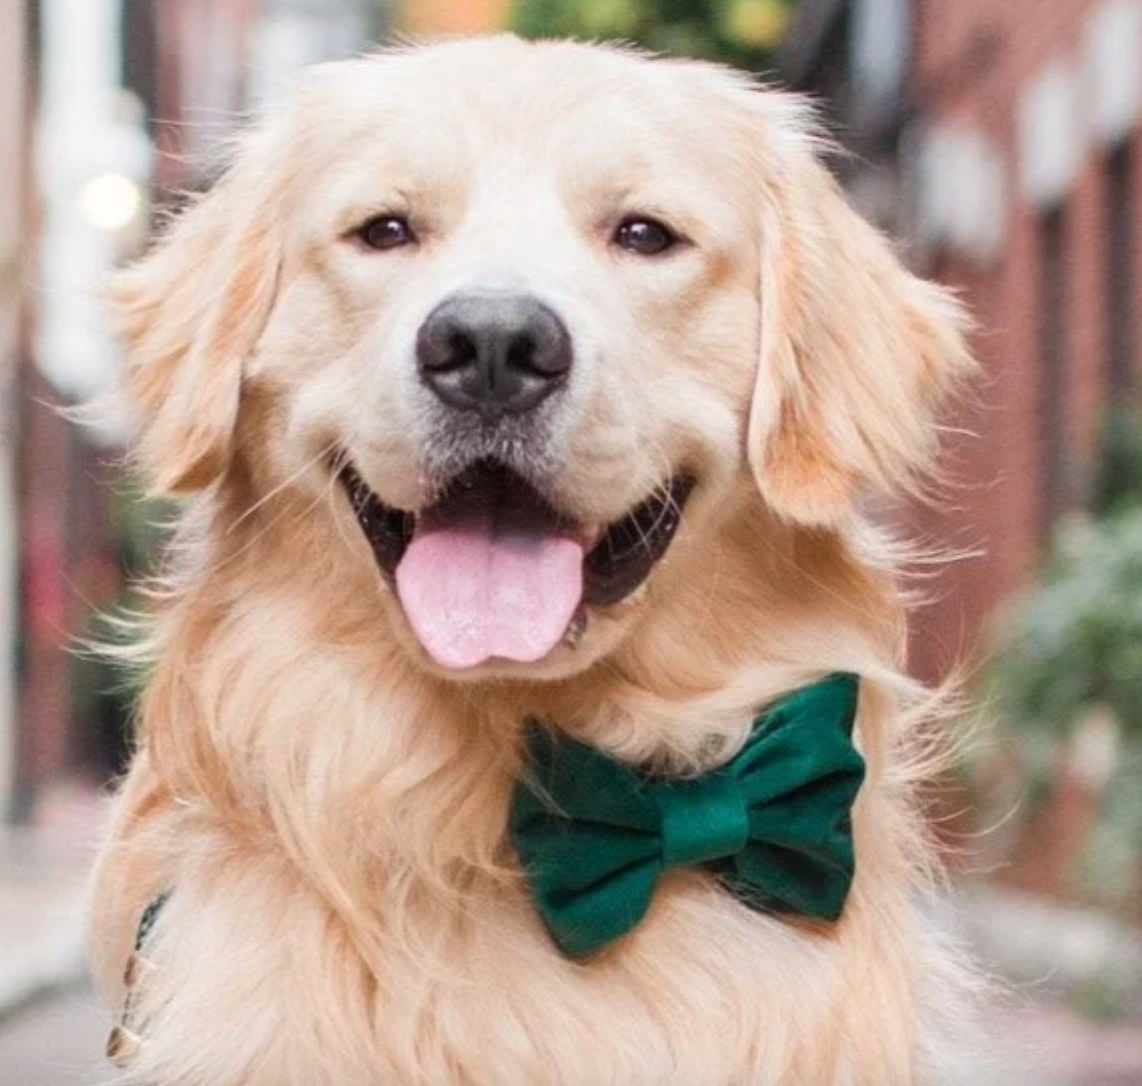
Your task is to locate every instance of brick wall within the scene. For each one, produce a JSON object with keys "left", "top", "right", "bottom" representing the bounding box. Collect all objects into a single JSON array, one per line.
[
  {"left": 906, "top": 0, "right": 1142, "bottom": 680},
  {"left": 0, "top": 0, "right": 28, "bottom": 820}
]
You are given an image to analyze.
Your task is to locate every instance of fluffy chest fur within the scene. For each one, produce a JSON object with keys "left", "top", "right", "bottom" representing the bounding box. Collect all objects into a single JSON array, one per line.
[
  {"left": 110, "top": 842, "right": 934, "bottom": 1086},
  {"left": 92, "top": 585, "right": 970, "bottom": 1086}
]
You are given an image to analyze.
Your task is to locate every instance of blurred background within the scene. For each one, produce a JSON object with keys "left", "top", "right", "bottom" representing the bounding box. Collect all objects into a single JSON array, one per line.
[{"left": 2, "top": 0, "right": 1142, "bottom": 1082}]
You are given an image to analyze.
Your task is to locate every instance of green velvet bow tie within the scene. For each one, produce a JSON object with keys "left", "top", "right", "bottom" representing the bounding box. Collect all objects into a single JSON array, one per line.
[{"left": 510, "top": 673, "right": 864, "bottom": 958}]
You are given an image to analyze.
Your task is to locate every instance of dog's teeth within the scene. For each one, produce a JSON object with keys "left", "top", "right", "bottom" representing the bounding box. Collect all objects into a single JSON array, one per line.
[{"left": 563, "top": 612, "right": 588, "bottom": 648}]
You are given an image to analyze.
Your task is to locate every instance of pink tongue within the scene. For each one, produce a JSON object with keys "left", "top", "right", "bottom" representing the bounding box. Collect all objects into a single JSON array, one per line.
[{"left": 395, "top": 499, "right": 584, "bottom": 671}]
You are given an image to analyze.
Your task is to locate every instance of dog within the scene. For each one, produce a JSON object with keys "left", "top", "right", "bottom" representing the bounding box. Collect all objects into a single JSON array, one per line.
[{"left": 91, "top": 35, "right": 979, "bottom": 1085}]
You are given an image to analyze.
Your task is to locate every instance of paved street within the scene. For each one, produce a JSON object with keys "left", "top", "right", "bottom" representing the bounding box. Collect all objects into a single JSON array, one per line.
[
  {"left": 0, "top": 788, "right": 102, "bottom": 1018},
  {"left": 0, "top": 985, "right": 108, "bottom": 1086}
]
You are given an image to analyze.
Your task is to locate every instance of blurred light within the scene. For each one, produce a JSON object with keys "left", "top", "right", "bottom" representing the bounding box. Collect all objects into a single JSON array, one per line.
[
  {"left": 77, "top": 172, "right": 142, "bottom": 231},
  {"left": 722, "top": 0, "right": 790, "bottom": 50},
  {"left": 915, "top": 123, "right": 1007, "bottom": 264},
  {"left": 1019, "top": 60, "right": 1083, "bottom": 207}
]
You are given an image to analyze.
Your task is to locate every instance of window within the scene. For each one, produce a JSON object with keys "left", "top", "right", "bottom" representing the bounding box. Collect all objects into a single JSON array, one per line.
[
  {"left": 1105, "top": 140, "right": 1136, "bottom": 396},
  {"left": 851, "top": 0, "right": 910, "bottom": 111},
  {"left": 122, "top": 0, "right": 158, "bottom": 136},
  {"left": 1038, "top": 207, "right": 1068, "bottom": 536}
]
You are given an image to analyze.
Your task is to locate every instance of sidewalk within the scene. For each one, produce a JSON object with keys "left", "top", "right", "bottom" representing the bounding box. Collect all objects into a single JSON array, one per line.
[
  {"left": 981, "top": 998, "right": 1142, "bottom": 1085},
  {"left": 947, "top": 887, "right": 1142, "bottom": 1084},
  {"left": 0, "top": 784, "right": 106, "bottom": 1019}
]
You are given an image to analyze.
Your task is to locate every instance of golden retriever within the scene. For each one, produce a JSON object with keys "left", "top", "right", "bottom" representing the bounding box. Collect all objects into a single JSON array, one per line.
[{"left": 91, "top": 35, "right": 979, "bottom": 1085}]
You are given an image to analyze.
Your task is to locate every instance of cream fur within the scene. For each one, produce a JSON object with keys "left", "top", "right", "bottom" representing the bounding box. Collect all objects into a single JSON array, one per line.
[{"left": 92, "top": 37, "right": 980, "bottom": 1085}]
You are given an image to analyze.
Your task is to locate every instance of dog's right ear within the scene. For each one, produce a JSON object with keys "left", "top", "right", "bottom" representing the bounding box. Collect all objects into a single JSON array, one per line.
[
  {"left": 109, "top": 128, "right": 283, "bottom": 494},
  {"left": 741, "top": 94, "right": 975, "bottom": 527}
]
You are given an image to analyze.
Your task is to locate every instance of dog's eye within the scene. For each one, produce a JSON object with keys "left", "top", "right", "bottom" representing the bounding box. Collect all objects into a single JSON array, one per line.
[
  {"left": 356, "top": 215, "right": 416, "bottom": 252},
  {"left": 613, "top": 217, "right": 678, "bottom": 256}
]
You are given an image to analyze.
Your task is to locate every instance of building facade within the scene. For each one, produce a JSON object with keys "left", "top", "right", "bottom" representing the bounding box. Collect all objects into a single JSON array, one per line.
[
  {"left": 6, "top": 0, "right": 391, "bottom": 824},
  {"left": 784, "top": 0, "right": 1142, "bottom": 681},
  {"left": 0, "top": 2, "right": 31, "bottom": 820}
]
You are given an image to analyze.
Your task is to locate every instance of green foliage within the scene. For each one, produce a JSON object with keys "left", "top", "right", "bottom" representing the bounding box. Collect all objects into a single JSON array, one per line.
[
  {"left": 1082, "top": 749, "right": 1142, "bottom": 912},
  {"left": 983, "top": 409, "right": 1142, "bottom": 926},
  {"left": 70, "top": 479, "right": 170, "bottom": 765},
  {"left": 989, "top": 410, "right": 1142, "bottom": 742},
  {"left": 989, "top": 509, "right": 1142, "bottom": 741},
  {"left": 1091, "top": 404, "right": 1142, "bottom": 516},
  {"left": 510, "top": 0, "right": 793, "bottom": 69}
]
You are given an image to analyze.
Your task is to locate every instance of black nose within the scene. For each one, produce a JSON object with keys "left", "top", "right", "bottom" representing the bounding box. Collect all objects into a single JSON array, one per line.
[{"left": 416, "top": 293, "right": 573, "bottom": 418}]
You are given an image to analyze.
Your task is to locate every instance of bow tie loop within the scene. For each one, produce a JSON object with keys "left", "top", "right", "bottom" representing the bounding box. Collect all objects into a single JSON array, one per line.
[{"left": 511, "top": 673, "right": 864, "bottom": 958}]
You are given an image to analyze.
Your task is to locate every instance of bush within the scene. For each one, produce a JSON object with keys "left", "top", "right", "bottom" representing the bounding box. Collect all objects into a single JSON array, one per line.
[
  {"left": 509, "top": 0, "right": 793, "bottom": 69},
  {"left": 982, "top": 409, "right": 1142, "bottom": 922},
  {"left": 989, "top": 509, "right": 1142, "bottom": 743}
]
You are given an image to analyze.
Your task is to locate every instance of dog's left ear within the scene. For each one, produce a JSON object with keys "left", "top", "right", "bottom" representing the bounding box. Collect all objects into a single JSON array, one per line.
[
  {"left": 745, "top": 102, "right": 975, "bottom": 527},
  {"left": 109, "top": 127, "right": 284, "bottom": 494}
]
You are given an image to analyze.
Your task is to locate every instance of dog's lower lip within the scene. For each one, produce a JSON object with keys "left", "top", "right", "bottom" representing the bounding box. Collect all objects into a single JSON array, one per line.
[{"left": 337, "top": 459, "right": 694, "bottom": 610}]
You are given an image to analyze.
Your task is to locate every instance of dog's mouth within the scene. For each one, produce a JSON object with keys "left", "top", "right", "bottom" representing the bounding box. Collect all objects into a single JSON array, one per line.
[{"left": 339, "top": 459, "right": 694, "bottom": 671}]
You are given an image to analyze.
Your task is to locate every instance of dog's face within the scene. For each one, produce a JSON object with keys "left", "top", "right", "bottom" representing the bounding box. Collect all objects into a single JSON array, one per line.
[{"left": 113, "top": 38, "right": 970, "bottom": 680}]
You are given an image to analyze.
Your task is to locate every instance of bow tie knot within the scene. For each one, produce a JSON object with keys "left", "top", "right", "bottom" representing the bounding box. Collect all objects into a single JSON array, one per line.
[
  {"left": 659, "top": 774, "right": 750, "bottom": 868},
  {"left": 510, "top": 673, "right": 864, "bottom": 958}
]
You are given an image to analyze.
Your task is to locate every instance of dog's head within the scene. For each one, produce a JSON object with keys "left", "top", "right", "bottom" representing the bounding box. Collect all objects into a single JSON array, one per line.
[{"left": 112, "top": 37, "right": 971, "bottom": 681}]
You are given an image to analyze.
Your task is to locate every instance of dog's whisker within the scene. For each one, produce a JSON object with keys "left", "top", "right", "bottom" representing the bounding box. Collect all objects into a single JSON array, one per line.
[
  {"left": 210, "top": 483, "right": 334, "bottom": 574},
  {"left": 325, "top": 466, "right": 372, "bottom": 568},
  {"left": 226, "top": 441, "right": 339, "bottom": 536},
  {"left": 625, "top": 446, "right": 685, "bottom": 559}
]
